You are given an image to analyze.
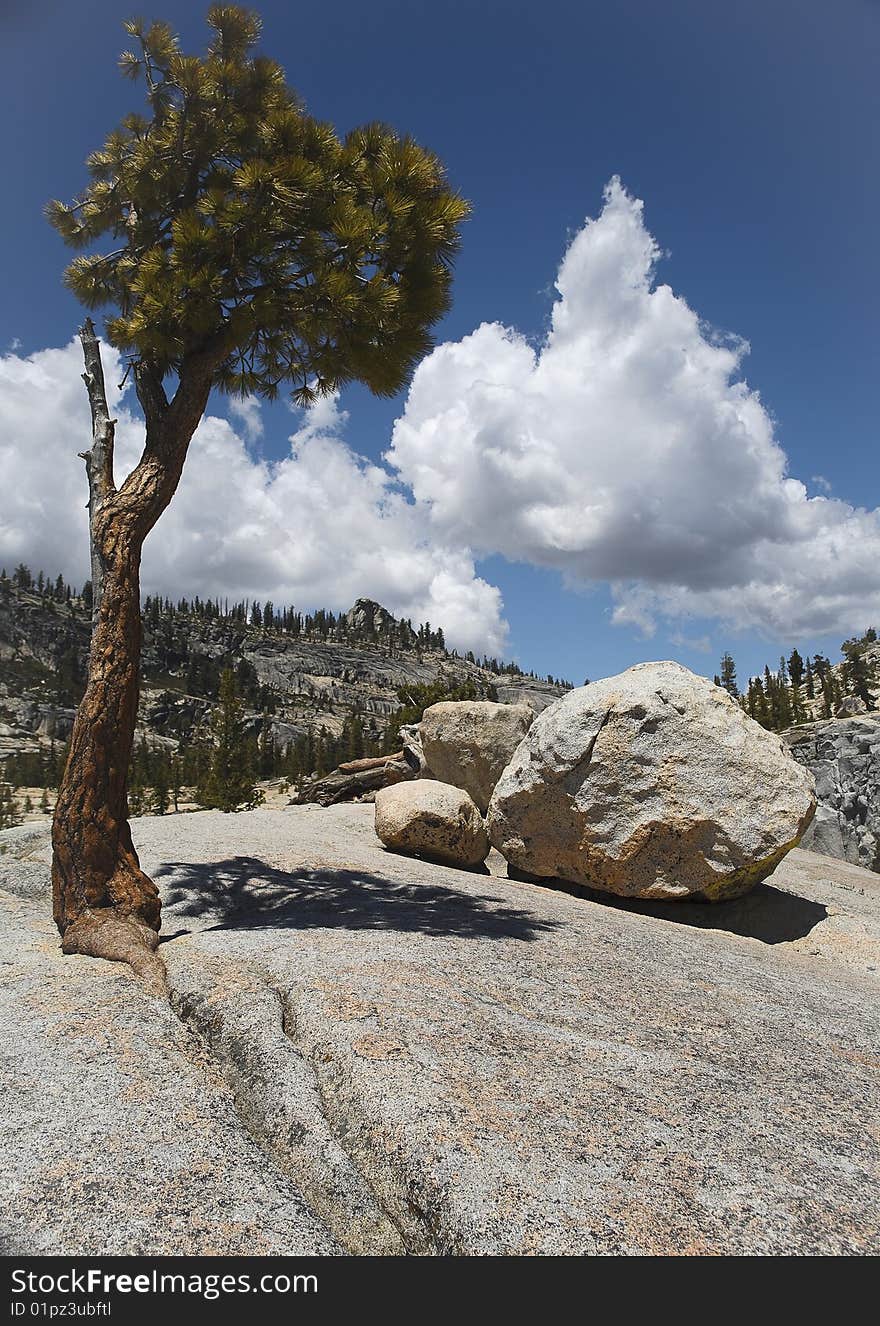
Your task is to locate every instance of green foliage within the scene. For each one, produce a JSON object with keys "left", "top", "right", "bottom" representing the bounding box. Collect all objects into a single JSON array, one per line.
[
  {"left": 47, "top": 6, "right": 469, "bottom": 403},
  {"left": 787, "top": 648, "right": 806, "bottom": 723},
  {"left": 150, "top": 755, "right": 171, "bottom": 814},
  {"left": 280, "top": 711, "right": 373, "bottom": 782}
]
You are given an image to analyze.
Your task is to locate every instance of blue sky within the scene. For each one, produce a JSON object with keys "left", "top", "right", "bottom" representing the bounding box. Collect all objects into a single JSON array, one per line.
[{"left": 1, "top": 0, "right": 878, "bottom": 687}]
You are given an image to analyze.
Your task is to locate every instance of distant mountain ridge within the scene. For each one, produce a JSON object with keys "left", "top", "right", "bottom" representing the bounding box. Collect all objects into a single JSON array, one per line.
[{"left": 0, "top": 571, "right": 568, "bottom": 781}]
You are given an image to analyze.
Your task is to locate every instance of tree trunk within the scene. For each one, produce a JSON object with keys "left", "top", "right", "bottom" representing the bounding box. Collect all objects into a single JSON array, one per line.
[
  {"left": 51, "top": 528, "right": 164, "bottom": 989},
  {"left": 52, "top": 323, "right": 217, "bottom": 992}
]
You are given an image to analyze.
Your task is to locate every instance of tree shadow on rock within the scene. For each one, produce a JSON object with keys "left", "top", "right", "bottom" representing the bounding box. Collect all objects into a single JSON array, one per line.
[
  {"left": 511, "top": 869, "right": 827, "bottom": 945},
  {"left": 156, "top": 856, "right": 560, "bottom": 942}
]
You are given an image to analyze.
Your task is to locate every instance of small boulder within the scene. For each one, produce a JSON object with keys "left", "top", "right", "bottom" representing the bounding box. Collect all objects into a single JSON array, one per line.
[
  {"left": 375, "top": 779, "right": 489, "bottom": 869},
  {"left": 420, "top": 701, "right": 534, "bottom": 813},
  {"left": 488, "top": 661, "right": 816, "bottom": 902}
]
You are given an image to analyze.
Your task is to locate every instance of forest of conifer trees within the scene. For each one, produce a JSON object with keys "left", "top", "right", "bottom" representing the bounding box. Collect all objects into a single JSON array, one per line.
[
  {"left": 1, "top": 561, "right": 563, "bottom": 681},
  {"left": 714, "top": 630, "right": 878, "bottom": 732}
]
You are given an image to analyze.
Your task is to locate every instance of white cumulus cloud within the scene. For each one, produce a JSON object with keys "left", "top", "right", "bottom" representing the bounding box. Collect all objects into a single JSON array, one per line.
[
  {"left": 4, "top": 177, "right": 877, "bottom": 657},
  {"left": 0, "top": 340, "right": 507, "bottom": 656},
  {"left": 387, "top": 177, "right": 880, "bottom": 639},
  {"left": 227, "top": 394, "right": 264, "bottom": 446}
]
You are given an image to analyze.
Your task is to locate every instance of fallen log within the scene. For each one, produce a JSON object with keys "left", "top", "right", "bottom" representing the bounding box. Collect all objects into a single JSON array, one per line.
[
  {"left": 290, "top": 757, "right": 413, "bottom": 807},
  {"left": 337, "top": 752, "right": 403, "bottom": 774}
]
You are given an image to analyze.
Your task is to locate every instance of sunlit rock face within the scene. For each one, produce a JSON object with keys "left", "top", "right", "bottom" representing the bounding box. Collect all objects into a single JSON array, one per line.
[{"left": 785, "top": 716, "right": 880, "bottom": 872}]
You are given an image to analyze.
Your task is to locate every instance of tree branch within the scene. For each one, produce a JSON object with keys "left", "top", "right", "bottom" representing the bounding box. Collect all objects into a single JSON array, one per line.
[
  {"left": 78, "top": 317, "right": 116, "bottom": 627},
  {"left": 114, "top": 331, "right": 234, "bottom": 537},
  {"left": 133, "top": 359, "right": 169, "bottom": 434}
]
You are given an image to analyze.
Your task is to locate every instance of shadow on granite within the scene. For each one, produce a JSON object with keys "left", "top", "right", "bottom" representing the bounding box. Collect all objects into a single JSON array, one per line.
[{"left": 157, "top": 855, "right": 561, "bottom": 943}]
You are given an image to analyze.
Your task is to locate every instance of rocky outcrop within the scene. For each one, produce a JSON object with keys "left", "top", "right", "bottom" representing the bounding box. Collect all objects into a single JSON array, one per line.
[
  {"left": 420, "top": 700, "right": 534, "bottom": 812},
  {"left": 784, "top": 716, "right": 880, "bottom": 871},
  {"left": 489, "top": 661, "right": 816, "bottom": 902},
  {"left": 0, "top": 700, "right": 76, "bottom": 759},
  {"left": 375, "top": 779, "right": 489, "bottom": 868},
  {"left": 835, "top": 695, "right": 869, "bottom": 717},
  {"left": 344, "top": 598, "right": 396, "bottom": 637},
  {"left": 493, "top": 675, "right": 566, "bottom": 713},
  {"left": 2, "top": 807, "right": 878, "bottom": 1255}
]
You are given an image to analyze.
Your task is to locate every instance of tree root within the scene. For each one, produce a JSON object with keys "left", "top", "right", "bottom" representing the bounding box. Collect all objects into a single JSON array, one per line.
[{"left": 61, "top": 908, "right": 167, "bottom": 996}]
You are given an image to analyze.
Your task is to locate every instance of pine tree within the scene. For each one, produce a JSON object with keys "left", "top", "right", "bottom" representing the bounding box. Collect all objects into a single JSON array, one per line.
[
  {"left": 150, "top": 756, "right": 171, "bottom": 815},
  {"left": 343, "top": 713, "right": 365, "bottom": 762},
  {"left": 719, "top": 652, "right": 738, "bottom": 697},
  {"left": 47, "top": 6, "right": 468, "bottom": 974},
  {"left": 788, "top": 648, "right": 805, "bottom": 722},
  {"left": 257, "top": 716, "right": 277, "bottom": 777},
  {"left": 841, "top": 636, "right": 875, "bottom": 709},
  {"left": 819, "top": 669, "right": 835, "bottom": 719},
  {"left": 198, "top": 669, "right": 263, "bottom": 812},
  {"left": 128, "top": 736, "right": 150, "bottom": 815},
  {"left": 170, "top": 754, "right": 183, "bottom": 813},
  {"left": 746, "top": 675, "right": 771, "bottom": 728},
  {"left": 763, "top": 665, "right": 779, "bottom": 729},
  {"left": 0, "top": 784, "right": 20, "bottom": 830},
  {"left": 776, "top": 666, "right": 792, "bottom": 729}
]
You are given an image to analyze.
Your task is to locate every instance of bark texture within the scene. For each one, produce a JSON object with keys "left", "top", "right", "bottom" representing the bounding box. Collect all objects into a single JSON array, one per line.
[{"left": 52, "top": 323, "right": 216, "bottom": 990}]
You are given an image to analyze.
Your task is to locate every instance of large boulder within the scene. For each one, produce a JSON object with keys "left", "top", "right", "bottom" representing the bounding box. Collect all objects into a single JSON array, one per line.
[
  {"left": 420, "top": 701, "right": 534, "bottom": 813},
  {"left": 488, "top": 660, "right": 816, "bottom": 902},
  {"left": 375, "top": 779, "right": 489, "bottom": 869}
]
